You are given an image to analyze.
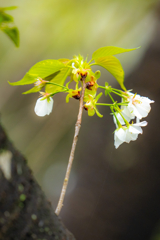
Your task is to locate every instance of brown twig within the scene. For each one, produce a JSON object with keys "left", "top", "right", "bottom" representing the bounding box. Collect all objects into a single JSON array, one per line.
[{"left": 55, "top": 76, "right": 86, "bottom": 215}]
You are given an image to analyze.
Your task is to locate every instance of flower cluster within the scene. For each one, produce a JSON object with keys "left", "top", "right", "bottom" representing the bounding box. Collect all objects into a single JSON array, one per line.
[
  {"left": 9, "top": 46, "right": 154, "bottom": 148},
  {"left": 113, "top": 92, "right": 154, "bottom": 148}
]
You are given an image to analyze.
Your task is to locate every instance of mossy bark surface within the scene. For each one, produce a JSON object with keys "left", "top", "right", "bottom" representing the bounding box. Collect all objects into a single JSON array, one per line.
[{"left": 0, "top": 124, "right": 75, "bottom": 240}]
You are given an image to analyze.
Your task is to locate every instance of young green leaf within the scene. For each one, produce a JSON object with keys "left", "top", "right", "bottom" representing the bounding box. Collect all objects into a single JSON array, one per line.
[
  {"left": 58, "top": 58, "right": 70, "bottom": 65},
  {"left": 94, "top": 56, "right": 126, "bottom": 90},
  {"left": 0, "top": 6, "right": 17, "bottom": 11},
  {"left": 92, "top": 46, "right": 140, "bottom": 60},
  {"left": 22, "top": 86, "right": 41, "bottom": 94},
  {"left": 0, "top": 6, "right": 19, "bottom": 47},
  {"left": 44, "top": 71, "right": 60, "bottom": 81},
  {"left": 9, "top": 73, "right": 37, "bottom": 86},
  {"left": 0, "top": 11, "right": 13, "bottom": 23},
  {"left": 45, "top": 67, "right": 70, "bottom": 94},
  {"left": 2, "top": 26, "right": 19, "bottom": 47},
  {"left": 9, "top": 60, "right": 65, "bottom": 86},
  {"left": 28, "top": 60, "right": 65, "bottom": 78}
]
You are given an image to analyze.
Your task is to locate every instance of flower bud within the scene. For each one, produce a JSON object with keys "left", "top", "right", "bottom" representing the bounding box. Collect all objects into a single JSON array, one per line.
[
  {"left": 72, "top": 91, "right": 81, "bottom": 100},
  {"left": 86, "top": 80, "right": 95, "bottom": 90},
  {"left": 95, "top": 70, "right": 101, "bottom": 79}
]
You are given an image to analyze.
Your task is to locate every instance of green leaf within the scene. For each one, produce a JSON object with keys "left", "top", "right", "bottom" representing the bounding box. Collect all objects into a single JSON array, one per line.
[
  {"left": 94, "top": 56, "right": 126, "bottom": 90},
  {"left": 9, "top": 60, "right": 65, "bottom": 86},
  {"left": 92, "top": 46, "right": 140, "bottom": 60},
  {"left": 44, "top": 71, "right": 60, "bottom": 81},
  {"left": 9, "top": 73, "right": 37, "bottom": 86},
  {"left": 22, "top": 86, "right": 41, "bottom": 94},
  {"left": 0, "top": 6, "right": 17, "bottom": 11},
  {"left": 58, "top": 58, "right": 70, "bottom": 65},
  {"left": 2, "top": 26, "right": 19, "bottom": 47},
  {"left": 45, "top": 67, "right": 70, "bottom": 94},
  {"left": 27, "top": 60, "right": 65, "bottom": 78},
  {"left": 0, "top": 12, "right": 13, "bottom": 23},
  {"left": 0, "top": 6, "right": 19, "bottom": 47}
]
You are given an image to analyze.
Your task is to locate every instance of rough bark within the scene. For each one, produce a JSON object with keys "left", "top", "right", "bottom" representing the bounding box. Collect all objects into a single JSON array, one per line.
[{"left": 0, "top": 123, "right": 75, "bottom": 240}]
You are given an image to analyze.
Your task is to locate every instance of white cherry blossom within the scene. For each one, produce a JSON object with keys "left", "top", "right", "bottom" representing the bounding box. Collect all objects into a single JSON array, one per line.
[
  {"left": 114, "top": 121, "right": 147, "bottom": 149},
  {"left": 34, "top": 97, "right": 53, "bottom": 117},
  {"left": 113, "top": 110, "right": 133, "bottom": 127},
  {"left": 122, "top": 92, "right": 154, "bottom": 120}
]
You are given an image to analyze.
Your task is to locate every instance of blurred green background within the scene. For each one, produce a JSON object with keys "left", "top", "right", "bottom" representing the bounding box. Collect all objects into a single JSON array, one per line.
[{"left": 0, "top": 0, "right": 160, "bottom": 239}]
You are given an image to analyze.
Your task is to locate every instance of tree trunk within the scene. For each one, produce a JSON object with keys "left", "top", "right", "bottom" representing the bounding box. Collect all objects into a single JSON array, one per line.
[{"left": 0, "top": 123, "right": 75, "bottom": 240}]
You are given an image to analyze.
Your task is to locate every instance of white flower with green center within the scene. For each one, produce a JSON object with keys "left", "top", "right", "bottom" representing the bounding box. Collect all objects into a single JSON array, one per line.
[
  {"left": 114, "top": 121, "right": 147, "bottom": 149},
  {"left": 122, "top": 92, "right": 154, "bottom": 120},
  {"left": 34, "top": 96, "right": 53, "bottom": 117}
]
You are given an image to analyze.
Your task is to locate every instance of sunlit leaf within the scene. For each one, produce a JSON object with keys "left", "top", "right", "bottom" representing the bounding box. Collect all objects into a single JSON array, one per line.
[
  {"left": 44, "top": 71, "right": 60, "bottom": 81},
  {"left": 58, "top": 58, "right": 70, "bottom": 65},
  {"left": 0, "top": 6, "right": 17, "bottom": 11},
  {"left": 27, "top": 60, "right": 65, "bottom": 78},
  {"left": 92, "top": 46, "right": 140, "bottom": 60},
  {"left": 45, "top": 67, "right": 70, "bottom": 94},
  {"left": 22, "top": 86, "right": 41, "bottom": 94},
  {"left": 94, "top": 56, "right": 126, "bottom": 90},
  {"left": 9, "top": 60, "right": 65, "bottom": 86},
  {"left": 9, "top": 73, "right": 36, "bottom": 86},
  {"left": 0, "top": 7, "right": 19, "bottom": 47},
  {"left": 2, "top": 26, "right": 19, "bottom": 47},
  {"left": 0, "top": 12, "right": 13, "bottom": 23}
]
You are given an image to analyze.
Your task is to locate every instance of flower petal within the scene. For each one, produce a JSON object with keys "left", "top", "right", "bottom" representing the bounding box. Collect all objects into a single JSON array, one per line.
[
  {"left": 34, "top": 97, "right": 53, "bottom": 117},
  {"left": 115, "top": 128, "right": 126, "bottom": 141},
  {"left": 133, "top": 121, "right": 148, "bottom": 127},
  {"left": 128, "top": 102, "right": 142, "bottom": 119},
  {"left": 122, "top": 105, "right": 135, "bottom": 120},
  {"left": 141, "top": 96, "right": 154, "bottom": 104},
  {"left": 114, "top": 135, "right": 123, "bottom": 149},
  {"left": 129, "top": 125, "right": 142, "bottom": 134},
  {"left": 113, "top": 110, "right": 133, "bottom": 126},
  {"left": 114, "top": 131, "right": 124, "bottom": 149},
  {"left": 126, "top": 130, "right": 138, "bottom": 142},
  {"left": 122, "top": 92, "right": 154, "bottom": 120}
]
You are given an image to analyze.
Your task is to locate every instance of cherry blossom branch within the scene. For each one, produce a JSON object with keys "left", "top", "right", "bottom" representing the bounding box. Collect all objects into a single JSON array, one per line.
[{"left": 55, "top": 76, "right": 86, "bottom": 215}]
